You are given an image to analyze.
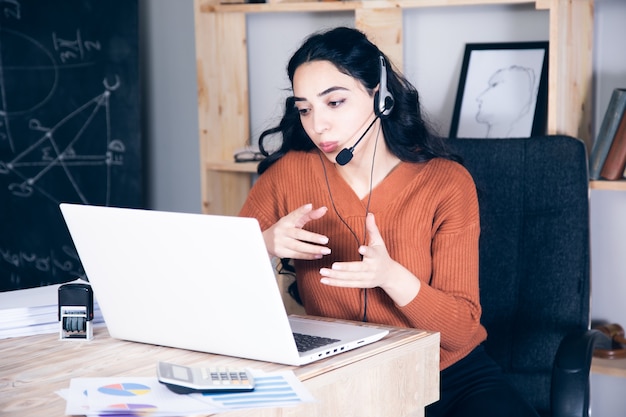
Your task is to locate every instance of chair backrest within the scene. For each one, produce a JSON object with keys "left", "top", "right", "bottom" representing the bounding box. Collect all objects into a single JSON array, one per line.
[{"left": 447, "top": 136, "right": 590, "bottom": 416}]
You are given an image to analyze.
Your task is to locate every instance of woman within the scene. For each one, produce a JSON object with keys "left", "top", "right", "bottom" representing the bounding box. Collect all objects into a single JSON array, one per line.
[{"left": 239, "top": 27, "right": 538, "bottom": 417}]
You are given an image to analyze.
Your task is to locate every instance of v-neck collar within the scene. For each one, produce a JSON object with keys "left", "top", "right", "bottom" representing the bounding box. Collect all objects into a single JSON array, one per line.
[{"left": 314, "top": 152, "right": 425, "bottom": 217}]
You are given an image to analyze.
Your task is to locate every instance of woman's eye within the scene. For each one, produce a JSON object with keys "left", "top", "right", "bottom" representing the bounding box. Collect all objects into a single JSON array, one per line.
[
  {"left": 329, "top": 99, "right": 345, "bottom": 108},
  {"left": 297, "top": 107, "right": 310, "bottom": 116}
]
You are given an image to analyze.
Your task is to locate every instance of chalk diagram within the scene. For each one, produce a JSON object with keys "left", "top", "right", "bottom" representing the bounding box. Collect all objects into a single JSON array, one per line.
[{"left": 0, "top": 27, "right": 126, "bottom": 206}]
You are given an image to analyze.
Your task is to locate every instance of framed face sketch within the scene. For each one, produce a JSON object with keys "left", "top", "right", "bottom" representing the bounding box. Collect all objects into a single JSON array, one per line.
[{"left": 449, "top": 42, "right": 549, "bottom": 139}]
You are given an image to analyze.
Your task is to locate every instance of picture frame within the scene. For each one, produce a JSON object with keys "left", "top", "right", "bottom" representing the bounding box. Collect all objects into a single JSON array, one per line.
[{"left": 449, "top": 41, "right": 549, "bottom": 139}]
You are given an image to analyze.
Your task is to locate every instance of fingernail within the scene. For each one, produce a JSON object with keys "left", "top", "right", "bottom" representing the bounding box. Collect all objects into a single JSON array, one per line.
[{"left": 320, "top": 247, "right": 331, "bottom": 255}]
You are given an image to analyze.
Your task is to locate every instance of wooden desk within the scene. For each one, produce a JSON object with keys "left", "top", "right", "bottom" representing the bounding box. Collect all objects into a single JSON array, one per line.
[{"left": 0, "top": 321, "right": 439, "bottom": 417}]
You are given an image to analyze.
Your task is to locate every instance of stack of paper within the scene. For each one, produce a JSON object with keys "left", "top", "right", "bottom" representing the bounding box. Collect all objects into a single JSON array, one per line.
[
  {"left": 60, "top": 370, "right": 315, "bottom": 416},
  {"left": 0, "top": 279, "right": 104, "bottom": 339}
]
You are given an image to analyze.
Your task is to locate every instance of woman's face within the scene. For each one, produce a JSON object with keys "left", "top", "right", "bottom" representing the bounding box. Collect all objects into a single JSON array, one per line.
[{"left": 292, "top": 60, "right": 377, "bottom": 162}]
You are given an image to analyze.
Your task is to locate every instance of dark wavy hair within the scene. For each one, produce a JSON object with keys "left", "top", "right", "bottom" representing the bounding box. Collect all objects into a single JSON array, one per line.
[{"left": 256, "top": 26, "right": 458, "bottom": 174}]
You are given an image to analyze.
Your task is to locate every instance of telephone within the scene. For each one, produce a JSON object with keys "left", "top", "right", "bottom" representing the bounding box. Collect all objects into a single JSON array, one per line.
[{"left": 593, "top": 323, "right": 626, "bottom": 359}]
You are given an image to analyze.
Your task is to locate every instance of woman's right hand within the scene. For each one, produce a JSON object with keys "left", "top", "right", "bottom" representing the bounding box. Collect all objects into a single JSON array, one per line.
[{"left": 263, "top": 203, "right": 330, "bottom": 260}]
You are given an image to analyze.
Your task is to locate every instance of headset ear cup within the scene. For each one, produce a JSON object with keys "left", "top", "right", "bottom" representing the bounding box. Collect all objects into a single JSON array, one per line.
[
  {"left": 376, "top": 90, "right": 394, "bottom": 118},
  {"left": 383, "top": 95, "right": 395, "bottom": 116}
]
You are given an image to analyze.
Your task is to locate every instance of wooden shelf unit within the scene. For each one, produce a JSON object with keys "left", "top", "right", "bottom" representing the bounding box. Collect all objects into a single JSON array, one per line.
[
  {"left": 194, "top": 0, "right": 626, "bottom": 383},
  {"left": 193, "top": 0, "right": 594, "bottom": 215}
]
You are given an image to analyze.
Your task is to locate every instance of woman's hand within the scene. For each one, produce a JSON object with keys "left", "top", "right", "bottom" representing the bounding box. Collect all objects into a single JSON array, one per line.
[
  {"left": 263, "top": 203, "right": 330, "bottom": 260},
  {"left": 319, "top": 213, "right": 420, "bottom": 306}
]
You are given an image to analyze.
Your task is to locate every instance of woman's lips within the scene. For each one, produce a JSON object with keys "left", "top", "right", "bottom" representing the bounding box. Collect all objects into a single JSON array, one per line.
[{"left": 319, "top": 142, "right": 339, "bottom": 153}]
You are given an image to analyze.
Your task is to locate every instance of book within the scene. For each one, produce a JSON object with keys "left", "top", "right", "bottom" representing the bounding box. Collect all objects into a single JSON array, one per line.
[
  {"left": 589, "top": 88, "right": 626, "bottom": 180},
  {"left": 600, "top": 111, "right": 626, "bottom": 180}
]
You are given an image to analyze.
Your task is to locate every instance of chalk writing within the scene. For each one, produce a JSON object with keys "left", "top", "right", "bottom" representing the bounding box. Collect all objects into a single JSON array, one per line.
[
  {"left": 2, "top": 0, "right": 20, "bottom": 20},
  {"left": 0, "top": 245, "right": 84, "bottom": 279},
  {"left": 52, "top": 29, "right": 101, "bottom": 64}
]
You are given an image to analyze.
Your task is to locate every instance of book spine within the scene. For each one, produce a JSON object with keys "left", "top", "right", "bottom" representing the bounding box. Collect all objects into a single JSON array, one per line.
[
  {"left": 600, "top": 111, "right": 626, "bottom": 180},
  {"left": 589, "top": 88, "right": 626, "bottom": 180}
]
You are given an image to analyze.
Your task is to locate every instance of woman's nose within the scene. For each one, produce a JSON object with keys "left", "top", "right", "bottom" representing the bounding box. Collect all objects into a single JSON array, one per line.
[{"left": 312, "top": 111, "right": 330, "bottom": 134}]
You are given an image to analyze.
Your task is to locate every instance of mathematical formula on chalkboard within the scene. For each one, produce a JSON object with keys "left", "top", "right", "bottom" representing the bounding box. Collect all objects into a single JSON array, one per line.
[{"left": 0, "top": 0, "right": 141, "bottom": 291}]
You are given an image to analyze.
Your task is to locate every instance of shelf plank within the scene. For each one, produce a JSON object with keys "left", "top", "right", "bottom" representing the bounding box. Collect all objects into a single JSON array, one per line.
[
  {"left": 592, "top": 357, "right": 626, "bottom": 379},
  {"left": 206, "top": 167, "right": 626, "bottom": 190},
  {"left": 590, "top": 179, "right": 626, "bottom": 191},
  {"left": 211, "top": 1, "right": 358, "bottom": 12},
  {"left": 201, "top": 0, "right": 537, "bottom": 14},
  {"left": 359, "top": 0, "right": 535, "bottom": 9},
  {"left": 206, "top": 161, "right": 260, "bottom": 173}
]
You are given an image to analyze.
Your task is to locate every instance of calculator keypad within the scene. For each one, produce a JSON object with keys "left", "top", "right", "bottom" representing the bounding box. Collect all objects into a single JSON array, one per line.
[{"left": 200, "top": 367, "right": 254, "bottom": 388}]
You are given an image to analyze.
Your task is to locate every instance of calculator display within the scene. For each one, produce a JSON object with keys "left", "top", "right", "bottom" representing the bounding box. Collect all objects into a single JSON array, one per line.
[{"left": 171, "top": 364, "right": 191, "bottom": 381}]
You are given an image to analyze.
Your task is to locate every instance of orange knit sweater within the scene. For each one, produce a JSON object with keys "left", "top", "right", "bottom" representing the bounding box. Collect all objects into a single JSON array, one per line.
[{"left": 239, "top": 150, "right": 487, "bottom": 370}]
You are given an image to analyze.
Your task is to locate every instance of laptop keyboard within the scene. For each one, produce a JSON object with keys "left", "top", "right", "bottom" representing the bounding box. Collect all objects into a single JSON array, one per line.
[{"left": 293, "top": 332, "right": 340, "bottom": 352}]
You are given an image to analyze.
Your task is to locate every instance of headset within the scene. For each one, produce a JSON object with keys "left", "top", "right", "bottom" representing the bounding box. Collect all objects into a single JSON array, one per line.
[{"left": 335, "top": 55, "right": 395, "bottom": 166}]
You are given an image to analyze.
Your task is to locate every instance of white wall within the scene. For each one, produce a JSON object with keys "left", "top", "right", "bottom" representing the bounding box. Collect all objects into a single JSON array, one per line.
[
  {"left": 141, "top": 0, "right": 201, "bottom": 213},
  {"left": 142, "top": 1, "right": 626, "bottom": 414}
]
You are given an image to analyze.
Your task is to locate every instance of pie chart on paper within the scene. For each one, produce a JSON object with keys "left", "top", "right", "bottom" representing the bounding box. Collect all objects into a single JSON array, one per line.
[
  {"left": 97, "top": 382, "right": 151, "bottom": 396},
  {"left": 106, "top": 403, "right": 157, "bottom": 410}
]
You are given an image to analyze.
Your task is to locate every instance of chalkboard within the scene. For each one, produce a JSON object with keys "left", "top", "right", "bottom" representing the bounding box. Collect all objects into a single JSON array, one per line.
[{"left": 0, "top": 0, "right": 141, "bottom": 292}]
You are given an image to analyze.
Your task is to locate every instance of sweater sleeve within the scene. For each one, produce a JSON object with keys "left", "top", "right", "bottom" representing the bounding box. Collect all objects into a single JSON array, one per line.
[{"left": 398, "top": 166, "right": 483, "bottom": 353}]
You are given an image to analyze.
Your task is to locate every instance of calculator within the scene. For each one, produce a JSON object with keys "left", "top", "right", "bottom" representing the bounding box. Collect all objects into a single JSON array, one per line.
[{"left": 157, "top": 361, "right": 255, "bottom": 394}]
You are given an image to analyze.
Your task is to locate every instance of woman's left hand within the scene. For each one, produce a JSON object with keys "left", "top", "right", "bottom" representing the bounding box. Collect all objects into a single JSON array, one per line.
[{"left": 319, "top": 213, "right": 420, "bottom": 306}]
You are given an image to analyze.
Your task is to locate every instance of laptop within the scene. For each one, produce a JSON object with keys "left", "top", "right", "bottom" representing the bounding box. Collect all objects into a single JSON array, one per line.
[{"left": 59, "top": 203, "right": 389, "bottom": 366}]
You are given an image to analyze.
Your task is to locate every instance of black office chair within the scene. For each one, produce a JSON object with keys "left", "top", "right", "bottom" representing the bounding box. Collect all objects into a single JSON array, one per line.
[{"left": 447, "top": 136, "right": 610, "bottom": 417}]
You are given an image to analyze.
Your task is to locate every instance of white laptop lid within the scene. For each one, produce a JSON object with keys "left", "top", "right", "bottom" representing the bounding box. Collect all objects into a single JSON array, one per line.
[{"left": 59, "top": 204, "right": 388, "bottom": 366}]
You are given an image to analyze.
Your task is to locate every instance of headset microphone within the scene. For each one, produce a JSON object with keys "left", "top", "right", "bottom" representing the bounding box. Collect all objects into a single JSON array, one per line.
[
  {"left": 335, "top": 148, "right": 353, "bottom": 166},
  {"left": 335, "top": 55, "right": 395, "bottom": 166},
  {"left": 335, "top": 115, "right": 379, "bottom": 166}
]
